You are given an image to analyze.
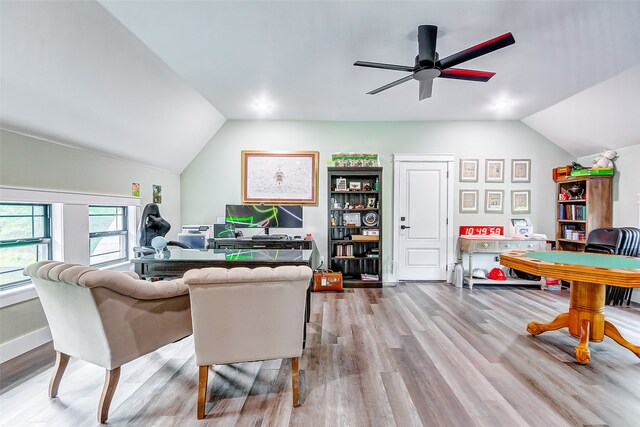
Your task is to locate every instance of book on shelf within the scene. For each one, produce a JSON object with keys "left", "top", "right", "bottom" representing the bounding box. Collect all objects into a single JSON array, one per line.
[
  {"left": 559, "top": 204, "right": 586, "bottom": 220},
  {"left": 335, "top": 244, "right": 354, "bottom": 257}
]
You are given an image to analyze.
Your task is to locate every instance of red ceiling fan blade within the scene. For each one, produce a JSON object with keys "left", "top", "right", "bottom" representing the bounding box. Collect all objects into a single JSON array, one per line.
[
  {"left": 439, "top": 68, "right": 495, "bottom": 82},
  {"left": 437, "top": 32, "right": 515, "bottom": 70}
]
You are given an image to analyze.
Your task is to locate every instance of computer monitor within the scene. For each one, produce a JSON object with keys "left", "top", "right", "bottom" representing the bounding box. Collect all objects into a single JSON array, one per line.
[
  {"left": 225, "top": 204, "right": 303, "bottom": 234},
  {"left": 213, "top": 223, "right": 236, "bottom": 239}
]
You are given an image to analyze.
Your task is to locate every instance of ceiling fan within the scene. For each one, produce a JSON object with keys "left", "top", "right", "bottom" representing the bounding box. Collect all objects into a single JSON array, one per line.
[{"left": 354, "top": 25, "right": 515, "bottom": 100}]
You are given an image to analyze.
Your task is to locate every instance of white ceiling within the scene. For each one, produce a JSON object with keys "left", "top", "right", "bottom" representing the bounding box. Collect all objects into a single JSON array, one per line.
[
  {"left": 2, "top": 1, "right": 640, "bottom": 170},
  {"left": 523, "top": 65, "right": 640, "bottom": 157},
  {"left": 0, "top": 1, "right": 225, "bottom": 173}
]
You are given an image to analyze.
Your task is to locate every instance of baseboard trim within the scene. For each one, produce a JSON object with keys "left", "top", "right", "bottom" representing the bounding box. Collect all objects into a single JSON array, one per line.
[{"left": 0, "top": 326, "right": 52, "bottom": 364}]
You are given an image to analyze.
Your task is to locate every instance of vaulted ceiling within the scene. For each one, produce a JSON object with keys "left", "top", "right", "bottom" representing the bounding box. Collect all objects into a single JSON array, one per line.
[{"left": 1, "top": 1, "right": 639, "bottom": 172}]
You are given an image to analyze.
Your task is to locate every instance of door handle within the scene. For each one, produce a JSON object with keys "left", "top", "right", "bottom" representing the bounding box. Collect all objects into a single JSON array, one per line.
[{"left": 401, "top": 225, "right": 411, "bottom": 229}]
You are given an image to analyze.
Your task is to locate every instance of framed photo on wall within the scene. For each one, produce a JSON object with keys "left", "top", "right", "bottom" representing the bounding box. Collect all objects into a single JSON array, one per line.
[
  {"left": 459, "top": 159, "right": 479, "bottom": 182},
  {"left": 459, "top": 190, "right": 479, "bottom": 213},
  {"left": 241, "top": 150, "right": 319, "bottom": 204},
  {"left": 512, "top": 159, "right": 531, "bottom": 183},
  {"left": 485, "top": 190, "right": 504, "bottom": 214},
  {"left": 511, "top": 190, "right": 531, "bottom": 214},
  {"left": 485, "top": 159, "right": 504, "bottom": 183}
]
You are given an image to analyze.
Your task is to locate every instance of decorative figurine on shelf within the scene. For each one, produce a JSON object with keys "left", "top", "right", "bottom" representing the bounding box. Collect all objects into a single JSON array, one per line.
[
  {"left": 567, "top": 184, "right": 585, "bottom": 200},
  {"left": 593, "top": 149, "right": 618, "bottom": 169},
  {"left": 330, "top": 215, "right": 336, "bottom": 226},
  {"left": 354, "top": 202, "right": 364, "bottom": 209},
  {"left": 570, "top": 161, "right": 585, "bottom": 171},
  {"left": 344, "top": 201, "right": 351, "bottom": 210}
]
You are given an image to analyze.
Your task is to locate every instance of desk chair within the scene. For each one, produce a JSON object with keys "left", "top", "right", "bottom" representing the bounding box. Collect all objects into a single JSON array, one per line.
[
  {"left": 134, "top": 203, "right": 191, "bottom": 256},
  {"left": 586, "top": 227, "right": 640, "bottom": 305}
]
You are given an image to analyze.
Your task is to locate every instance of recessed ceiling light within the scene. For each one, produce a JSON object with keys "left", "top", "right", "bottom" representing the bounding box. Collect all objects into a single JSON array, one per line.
[
  {"left": 252, "top": 98, "right": 274, "bottom": 114},
  {"left": 492, "top": 100, "right": 511, "bottom": 110}
]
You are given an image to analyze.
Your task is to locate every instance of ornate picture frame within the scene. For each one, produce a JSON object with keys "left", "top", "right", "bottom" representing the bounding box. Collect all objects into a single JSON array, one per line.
[
  {"left": 485, "top": 159, "right": 504, "bottom": 183},
  {"left": 242, "top": 150, "right": 319, "bottom": 204},
  {"left": 459, "top": 159, "right": 479, "bottom": 182},
  {"left": 511, "top": 190, "right": 531, "bottom": 214},
  {"left": 512, "top": 159, "right": 531, "bottom": 183},
  {"left": 459, "top": 190, "right": 479, "bottom": 213},
  {"left": 485, "top": 190, "right": 504, "bottom": 214}
]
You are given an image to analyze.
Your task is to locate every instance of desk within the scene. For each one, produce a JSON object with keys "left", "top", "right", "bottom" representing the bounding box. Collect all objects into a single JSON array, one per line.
[
  {"left": 131, "top": 248, "right": 314, "bottom": 346},
  {"left": 209, "top": 237, "right": 313, "bottom": 250},
  {"left": 500, "top": 250, "right": 640, "bottom": 364},
  {"left": 458, "top": 237, "right": 547, "bottom": 289}
]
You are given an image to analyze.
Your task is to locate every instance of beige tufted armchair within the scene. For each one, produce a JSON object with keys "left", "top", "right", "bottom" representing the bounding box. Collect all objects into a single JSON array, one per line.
[
  {"left": 24, "top": 261, "right": 192, "bottom": 423},
  {"left": 183, "top": 265, "right": 313, "bottom": 420}
]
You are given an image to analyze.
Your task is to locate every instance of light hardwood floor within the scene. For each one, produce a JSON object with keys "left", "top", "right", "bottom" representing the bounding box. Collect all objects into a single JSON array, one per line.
[{"left": 2, "top": 283, "right": 640, "bottom": 426}]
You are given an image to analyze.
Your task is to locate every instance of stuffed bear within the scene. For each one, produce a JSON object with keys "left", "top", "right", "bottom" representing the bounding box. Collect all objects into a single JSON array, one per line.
[{"left": 592, "top": 149, "right": 617, "bottom": 169}]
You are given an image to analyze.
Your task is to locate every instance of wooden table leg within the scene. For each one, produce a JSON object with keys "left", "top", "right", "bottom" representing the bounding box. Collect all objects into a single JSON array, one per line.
[
  {"left": 527, "top": 312, "right": 569, "bottom": 335},
  {"left": 567, "top": 281, "right": 605, "bottom": 342},
  {"left": 574, "top": 319, "right": 591, "bottom": 364},
  {"left": 605, "top": 320, "right": 640, "bottom": 359}
]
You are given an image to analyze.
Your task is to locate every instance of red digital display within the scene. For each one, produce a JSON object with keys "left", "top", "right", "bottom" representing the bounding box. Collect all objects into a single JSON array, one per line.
[{"left": 459, "top": 226, "right": 504, "bottom": 236}]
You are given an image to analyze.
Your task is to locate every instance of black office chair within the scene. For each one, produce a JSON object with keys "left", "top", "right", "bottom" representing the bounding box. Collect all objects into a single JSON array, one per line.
[
  {"left": 617, "top": 227, "right": 640, "bottom": 305},
  {"left": 134, "top": 203, "right": 191, "bottom": 256},
  {"left": 585, "top": 227, "right": 640, "bottom": 306},
  {"left": 584, "top": 227, "right": 620, "bottom": 255}
]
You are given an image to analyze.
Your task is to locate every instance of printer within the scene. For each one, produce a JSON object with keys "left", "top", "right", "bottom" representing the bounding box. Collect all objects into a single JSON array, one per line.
[{"left": 179, "top": 225, "right": 214, "bottom": 249}]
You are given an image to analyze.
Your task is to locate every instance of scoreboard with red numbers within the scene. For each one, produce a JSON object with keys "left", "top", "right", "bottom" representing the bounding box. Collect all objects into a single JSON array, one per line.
[{"left": 459, "top": 226, "right": 504, "bottom": 236}]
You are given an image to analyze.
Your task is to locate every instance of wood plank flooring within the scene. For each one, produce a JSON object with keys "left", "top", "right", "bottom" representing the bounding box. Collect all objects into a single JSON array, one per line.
[{"left": 2, "top": 283, "right": 640, "bottom": 426}]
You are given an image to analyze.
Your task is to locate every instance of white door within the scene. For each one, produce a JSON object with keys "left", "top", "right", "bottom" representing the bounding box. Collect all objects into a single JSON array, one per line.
[{"left": 396, "top": 160, "right": 449, "bottom": 280}]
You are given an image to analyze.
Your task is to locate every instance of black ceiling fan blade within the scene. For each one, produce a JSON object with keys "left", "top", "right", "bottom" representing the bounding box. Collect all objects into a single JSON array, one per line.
[
  {"left": 439, "top": 68, "right": 495, "bottom": 82},
  {"left": 354, "top": 61, "right": 415, "bottom": 72},
  {"left": 418, "top": 25, "right": 438, "bottom": 67},
  {"left": 437, "top": 32, "right": 515, "bottom": 70},
  {"left": 419, "top": 79, "right": 433, "bottom": 100},
  {"left": 367, "top": 75, "right": 414, "bottom": 95}
]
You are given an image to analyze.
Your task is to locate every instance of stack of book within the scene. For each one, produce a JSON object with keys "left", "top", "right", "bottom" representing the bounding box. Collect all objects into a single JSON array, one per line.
[
  {"left": 335, "top": 244, "right": 354, "bottom": 257},
  {"left": 559, "top": 204, "right": 586, "bottom": 220}
]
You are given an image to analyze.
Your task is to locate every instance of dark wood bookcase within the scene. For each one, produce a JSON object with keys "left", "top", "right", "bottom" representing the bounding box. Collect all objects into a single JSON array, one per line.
[
  {"left": 327, "top": 167, "right": 382, "bottom": 288},
  {"left": 555, "top": 175, "right": 612, "bottom": 251}
]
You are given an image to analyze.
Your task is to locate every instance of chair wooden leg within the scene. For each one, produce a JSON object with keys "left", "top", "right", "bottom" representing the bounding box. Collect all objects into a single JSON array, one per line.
[
  {"left": 197, "top": 365, "right": 209, "bottom": 420},
  {"left": 291, "top": 357, "right": 300, "bottom": 407},
  {"left": 48, "top": 351, "right": 70, "bottom": 398},
  {"left": 98, "top": 367, "right": 120, "bottom": 423}
]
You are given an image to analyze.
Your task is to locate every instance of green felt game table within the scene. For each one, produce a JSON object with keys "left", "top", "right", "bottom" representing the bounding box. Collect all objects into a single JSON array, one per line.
[{"left": 500, "top": 250, "right": 640, "bottom": 364}]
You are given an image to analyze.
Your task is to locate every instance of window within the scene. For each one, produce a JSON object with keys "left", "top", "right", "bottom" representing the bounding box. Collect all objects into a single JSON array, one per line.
[
  {"left": 0, "top": 203, "right": 52, "bottom": 290},
  {"left": 89, "top": 206, "right": 128, "bottom": 265}
]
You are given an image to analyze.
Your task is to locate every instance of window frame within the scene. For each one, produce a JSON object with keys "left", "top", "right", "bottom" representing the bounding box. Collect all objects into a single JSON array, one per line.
[
  {"left": 0, "top": 203, "right": 52, "bottom": 291},
  {"left": 88, "top": 205, "right": 129, "bottom": 266}
]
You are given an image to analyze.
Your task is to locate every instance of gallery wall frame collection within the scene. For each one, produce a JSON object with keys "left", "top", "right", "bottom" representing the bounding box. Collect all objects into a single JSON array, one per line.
[{"left": 458, "top": 158, "right": 532, "bottom": 214}]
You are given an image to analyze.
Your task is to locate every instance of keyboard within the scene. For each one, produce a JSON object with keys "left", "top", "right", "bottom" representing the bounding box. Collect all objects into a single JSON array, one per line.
[{"left": 252, "top": 234, "right": 289, "bottom": 240}]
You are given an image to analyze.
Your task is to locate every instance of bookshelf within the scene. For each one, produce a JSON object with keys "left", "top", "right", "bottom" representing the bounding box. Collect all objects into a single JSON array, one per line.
[
  {"left": 327, "top": 167, "right": 382, "bottom": 288},
  {"left": 555, "top": 175, "right": 612, "bottom": 251}
]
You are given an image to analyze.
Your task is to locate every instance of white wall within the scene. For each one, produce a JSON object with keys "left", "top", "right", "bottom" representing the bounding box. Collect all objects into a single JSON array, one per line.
[
  {"left": 181, "top": 120, "right": 574, "bottom": 273},
  {"left": 0, "top": 128, "right": 181, "bottom": 355},
  {"left": 577, "top": 143, "right": 640, "bottom": 228}
]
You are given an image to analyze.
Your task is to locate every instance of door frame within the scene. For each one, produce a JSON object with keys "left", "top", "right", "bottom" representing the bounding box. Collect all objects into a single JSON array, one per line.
[{"left": 392, "top": 154, "right": 455, "bottom": 283}]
